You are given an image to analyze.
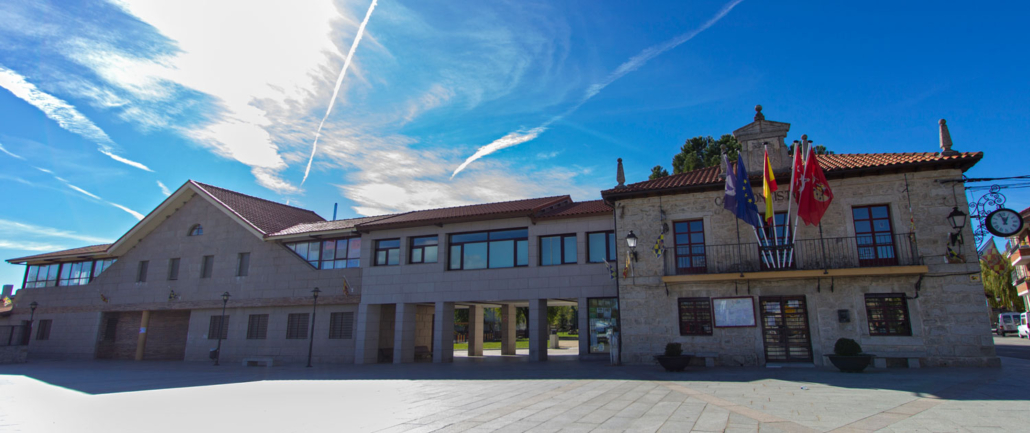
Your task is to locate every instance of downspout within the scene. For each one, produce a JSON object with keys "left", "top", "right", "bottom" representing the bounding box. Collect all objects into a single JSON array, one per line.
[{"left": 612, "top": 203, "right": 623, "bottom": 366}]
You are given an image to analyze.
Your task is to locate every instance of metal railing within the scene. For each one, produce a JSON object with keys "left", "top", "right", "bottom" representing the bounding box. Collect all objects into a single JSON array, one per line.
[
  {"left": 0, "top": 324, "right": 30, "bottom": 347},
  {"left": 663, "top": 233, "right": 919, "bottom": 276}
]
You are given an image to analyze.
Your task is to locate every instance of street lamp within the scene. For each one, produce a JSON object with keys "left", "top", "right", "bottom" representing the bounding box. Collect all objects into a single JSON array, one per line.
[
  {"left": 947, "top": 207, "right": 967, "bottom": 230},
  {"left": 306, "top": 287, "right": 321, "bottom": 368},
  {"left": 27, "top": 301, "right": 38, "bottom": 346},
  {"left": 214, "top": 291, "right": 230, "bottom": 366},
  {"left": 625, "top": 231, "right": 638, "bottom": 262}
]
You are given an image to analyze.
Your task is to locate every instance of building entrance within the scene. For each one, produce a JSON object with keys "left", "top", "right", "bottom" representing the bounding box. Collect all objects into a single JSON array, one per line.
[{"left": 759, "top": 296, "right": 813, "bottom": 363}]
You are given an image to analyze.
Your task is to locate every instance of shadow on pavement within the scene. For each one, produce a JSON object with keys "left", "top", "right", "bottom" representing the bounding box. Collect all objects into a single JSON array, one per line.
[{"left": 2, "top": 355, "right": 1027, "bottom": 402}]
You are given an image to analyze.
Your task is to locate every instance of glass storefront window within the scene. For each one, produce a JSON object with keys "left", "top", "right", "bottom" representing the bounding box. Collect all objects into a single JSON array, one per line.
[{"left": 588, "top": 297, "right": 619, "bottom": 354}]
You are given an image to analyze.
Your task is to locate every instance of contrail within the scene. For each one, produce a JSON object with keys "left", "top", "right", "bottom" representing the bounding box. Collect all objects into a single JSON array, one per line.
[
  {"left": 451, "top": 0, "right": 745, "bottom": 178},
  {"left": 0, "top": 65, "right": 153, "bottom": 172},
  {"left": 301, "top": 0, "right": 378, "bottom": 186},
  {"left": 30, "top": 166, "right": 145, "bottom": 220}
]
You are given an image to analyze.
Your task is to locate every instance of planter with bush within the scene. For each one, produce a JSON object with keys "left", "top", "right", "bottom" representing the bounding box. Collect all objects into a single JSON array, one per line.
[
  {"left": 825, "top": 338, "right": 874, "bottom": 373},
  {"left": 654, "top": 343, "right": 693, "bottom": 372}
]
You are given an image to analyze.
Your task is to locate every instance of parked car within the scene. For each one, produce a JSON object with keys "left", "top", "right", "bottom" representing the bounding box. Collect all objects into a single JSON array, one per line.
[
  {"left": 998, "top": 312, "right": 1021, "bottom": 336},
  {"left": 1018, "top": 313, "right": 1029, "bottom": 339}
]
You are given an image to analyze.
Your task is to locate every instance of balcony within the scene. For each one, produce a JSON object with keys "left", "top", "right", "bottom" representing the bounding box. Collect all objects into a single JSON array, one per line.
[
  {"left": 1011, "top": 245, "right": 1030, "bottom": 267},
  {"left": 662, "top": 233, "right": 927, "bottom": 283}
]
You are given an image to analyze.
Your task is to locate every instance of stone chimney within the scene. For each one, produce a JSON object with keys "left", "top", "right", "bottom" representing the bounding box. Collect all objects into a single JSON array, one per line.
[
  {"left": 615, "top": 158, "right": 626, "bottom": 188},
  {"left": 939, "top": 119, "right": 958, "bottom": 156},
  {"left": 732, "top": 105, "right": 791, "bottom": 176},
  {"left": 1, "top": 285, "right": 11, "bottom": 299}
]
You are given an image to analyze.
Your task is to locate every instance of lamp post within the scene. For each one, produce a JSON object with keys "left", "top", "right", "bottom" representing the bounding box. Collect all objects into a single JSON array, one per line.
[
  {"left": 27, "top": 301, "right": 38, "bottom": 346},
  {"left": 625, "top": 231, "right": 638, "bottom": 262},
  {"left": 947, "top": 207, "right": 968, "bottom": 231},
  {"left": 306, "top": 287, "right": 321, "bottom": 368},
  {"left": 214, "top": 291, "right": 230, "bottom": 366}
]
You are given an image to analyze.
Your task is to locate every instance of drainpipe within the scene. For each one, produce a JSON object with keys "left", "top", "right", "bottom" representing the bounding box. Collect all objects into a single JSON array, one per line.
[{"left": 612, "top": 203, "right": 623, "bottom": 366}]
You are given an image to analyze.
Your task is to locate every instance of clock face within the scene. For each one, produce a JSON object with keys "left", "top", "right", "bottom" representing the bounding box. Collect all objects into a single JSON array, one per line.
[{"left": 986, "top": 208, "right": 1024, "bottom": 237}]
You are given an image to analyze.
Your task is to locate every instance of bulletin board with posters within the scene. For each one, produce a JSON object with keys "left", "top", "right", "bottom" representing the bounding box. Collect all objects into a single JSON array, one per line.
[{"left": 712, "top": 296, "right": 756, "bottom": 328}]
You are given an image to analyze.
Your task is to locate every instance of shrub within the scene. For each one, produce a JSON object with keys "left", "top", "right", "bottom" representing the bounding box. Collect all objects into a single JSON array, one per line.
[
  {"left": 664, "top": 342, "right": 683, "bottom": 357},
  {"left": 833, "top": 338, "right": 863, "bottom": 356}
]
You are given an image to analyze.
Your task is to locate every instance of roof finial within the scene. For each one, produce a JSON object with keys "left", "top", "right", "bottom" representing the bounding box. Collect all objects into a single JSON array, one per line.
[
  {"left": 616, "top": 158, "right": 626, "bottom": 188},
  {"left": 939, "top": 119, "right": 958, "bottom": 156},
  {"left": 754, "top": 104, "right": 765, "bottom": 121}
]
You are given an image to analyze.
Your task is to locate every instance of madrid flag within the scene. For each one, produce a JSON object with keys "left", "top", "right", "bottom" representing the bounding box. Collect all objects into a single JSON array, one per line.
[{"left": 797, "top": 148, "right": 833, "bottom": 226}]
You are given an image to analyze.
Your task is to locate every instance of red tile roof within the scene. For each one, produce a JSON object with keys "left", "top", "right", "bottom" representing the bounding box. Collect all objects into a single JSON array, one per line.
[
  {"left": 603, "top": 152, "right": 982, "bottom": 199},
  {"left": 7, "top": 244, "right": 112, "bottom": 264},
  {"left": 535, "top": 200, "right": 613, "bottom": 220},
  {"left": 192, "top": 181, "right": 325, "bottom": 235},
  {"left": 268, "top": 215, "right": 396, "bottom": 237},
  {"left": 358, "top": 196, "right": 571, "bottom": 230}
]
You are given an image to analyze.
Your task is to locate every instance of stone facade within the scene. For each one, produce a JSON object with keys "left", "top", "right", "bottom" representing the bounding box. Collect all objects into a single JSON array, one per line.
[{"left": 611, "top": 166, "right": 998, "bottom": 367}]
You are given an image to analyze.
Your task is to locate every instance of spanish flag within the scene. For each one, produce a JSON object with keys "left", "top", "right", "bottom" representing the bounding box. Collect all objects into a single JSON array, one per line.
[{"left": 763, "top": 147, "right": 778, "bottom": 224}]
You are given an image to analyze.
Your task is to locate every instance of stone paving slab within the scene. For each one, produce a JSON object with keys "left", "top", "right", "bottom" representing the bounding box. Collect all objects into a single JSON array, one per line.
[{"left": 0, "top": 356, "right": 1027, "bottom": 432}]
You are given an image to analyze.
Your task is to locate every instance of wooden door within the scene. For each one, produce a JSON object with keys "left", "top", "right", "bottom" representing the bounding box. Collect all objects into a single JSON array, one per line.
[{"left": 759, "top": 296, "right": 813, "bottom": 363}]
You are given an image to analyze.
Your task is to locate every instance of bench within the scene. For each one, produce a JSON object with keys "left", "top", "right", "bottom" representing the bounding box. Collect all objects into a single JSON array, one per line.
[
  {"left": 242, "top": 356, "right": 275, "bottom": 367},
  {"left": 872, "top": 351, "right": 923, "bottom": 369},
  {"left": 686, "top": 351, "right": 719, "bottom": 367}
]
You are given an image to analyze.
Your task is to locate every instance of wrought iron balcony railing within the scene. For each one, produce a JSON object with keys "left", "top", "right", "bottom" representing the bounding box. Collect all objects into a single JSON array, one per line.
[{"left": 663, "top": 233, "right": 919, "bottom": 276}]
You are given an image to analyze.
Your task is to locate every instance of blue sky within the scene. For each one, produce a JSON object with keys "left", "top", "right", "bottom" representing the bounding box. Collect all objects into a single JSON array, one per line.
[{"left": 1, "top": 0, "right": 1028, "bottom": 287}]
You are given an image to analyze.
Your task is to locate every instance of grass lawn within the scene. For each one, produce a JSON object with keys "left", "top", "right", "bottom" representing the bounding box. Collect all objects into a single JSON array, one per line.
[{"left": 454, "top": 339, "right": 529, "bottom": 351}]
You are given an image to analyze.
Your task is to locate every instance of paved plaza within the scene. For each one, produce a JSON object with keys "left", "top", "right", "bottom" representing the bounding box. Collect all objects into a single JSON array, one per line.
[{"left": 1, "top": 350, "right": 1028, "bottom": 433}]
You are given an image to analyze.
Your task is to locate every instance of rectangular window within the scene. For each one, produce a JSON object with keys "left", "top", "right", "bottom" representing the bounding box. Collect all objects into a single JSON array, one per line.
[
  {"left": 246, "top": 314, "right": 268, "bottom": 340},
  {"left": 91, "top": 259, "right": 116, "bottom": 282},
  {"left": 201, "top": 255, "right": 214, "bottom": 278},
  {"left": 35, "top": 319, "right": 52, "bottom": 340},
  {"left": 374, "top": 239, "right": 401, "bottom": 266},
  {"left": 286, "top": 313, "right": 309, "bottom": 339},
  {"left": 24, "top": 264, "right": 60, "bottom": 288},
  {"left": 587, "top": 231, "right": 616, "bottom": 263},
  {"left": 58, "top": 261, "right": 92, "bottom": 286},
  {"left": 207, "top": 315, "right": 229, "bottom": 340},
  {"left": 448, "top": 229, "right": 528, "bottom": 270},
  {"left": 588, "top": 298, "right": 619, "bottom": 354},
  {"left": 103, "top": 317, "right": 118, "bottom": 342},
  {"left": 853, "top": 205, "right": 897, "bottom": 266},
  {"left": 674, "top": 220, "right": 706, "bottom": 274},
  {"left": 286, "top": 238, "right": 361, "bottom": 269},
  {"left": 168, "top": 258, "right": 180, "bottom": 280},
  {"left": 329, "top": 312, "right": 354, "bottom": 339},
  {"left": 136, "top": 261, "right": 149, "bottom": 283},
  {"left": 678, "top": 298, "right": 713, "bottom": 335},
  {"left": 865, "top": 294, "right": 911, "bottom": 336},
  {"left": 409, "top": 236, "right": 439, "bottom": 264},
  {"left": 236, "top": 253, "right": 250, "bottom": 277},
  {"left": 540, "top": 234, "right": 577, "bottom": 265}
]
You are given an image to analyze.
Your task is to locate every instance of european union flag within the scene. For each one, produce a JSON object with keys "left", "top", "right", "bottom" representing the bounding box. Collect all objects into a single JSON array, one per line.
[{"left": 726, "top": 155, "right": 762, "bottom": 228}]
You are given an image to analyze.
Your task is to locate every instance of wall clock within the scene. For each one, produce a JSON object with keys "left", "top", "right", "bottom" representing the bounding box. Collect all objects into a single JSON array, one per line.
[{"left": 985, "top": 208, "right": 1024, "bottom": 237}]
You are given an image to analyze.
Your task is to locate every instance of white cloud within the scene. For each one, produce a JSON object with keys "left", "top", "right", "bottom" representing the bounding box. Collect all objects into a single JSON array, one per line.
[
  {"left": 450, "top": 127, "right": 546, "bottom": 178},
  {"left": 156, "top": 181, "right": 171, "bottom": 196},
  {"left": 108, "top": 203, "right": 145, "bottom": 220},
  {"left": 0, "top": 142, "right": 25, "bottom": 160},
  {"left": 65, "top": 184, "right": 102, "bottom": 200},
  {"left": 0, "top": 64, "right": 153, "bottom": 172},
  {"left": 0, "top": 240, "right": 70, "bottom": 252},
  {"left": 0, "top": 219, "right": 112, "bottom": 244}
]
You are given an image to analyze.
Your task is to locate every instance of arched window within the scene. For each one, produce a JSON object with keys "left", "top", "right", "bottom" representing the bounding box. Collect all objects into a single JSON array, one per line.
[{"left": 188, "top": 224, "right": 203, "bottom": 236}]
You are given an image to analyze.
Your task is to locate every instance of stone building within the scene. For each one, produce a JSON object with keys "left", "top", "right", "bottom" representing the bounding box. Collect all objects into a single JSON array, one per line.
[
  {"left": 1000, "top": 207, "right": 1030, "bottom": 312},
  {"left": 2, "top": 182, "right": 618, "bottom": 364},
  {"left": 601, "top": 108, "right": 998, "bottom": 367}
]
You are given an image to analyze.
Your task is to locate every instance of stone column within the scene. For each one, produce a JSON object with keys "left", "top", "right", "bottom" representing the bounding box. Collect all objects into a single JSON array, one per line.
[
  {"left": 394, "top": 303, "right": 417, "bottom": 364},
  {"left": 354, "top": 303, "right": 381, "bottom": 365},
  {"left": 578, "top": 298, "right": 590, "bottom": 357},
  {"left": 500, "top": 303, "right": 517, "bottom": 355},
  {"left": 468, "top": 305, "right": 484, "bottom": 357},
  {"left": 134, "top": 310, "right": 151, "bottom": 361},
  {"left": 433, "top": 301, "right": 455, "bottom": 363},
  {"left": 529, "top": 299, "right": 548, "bottom": 362}
]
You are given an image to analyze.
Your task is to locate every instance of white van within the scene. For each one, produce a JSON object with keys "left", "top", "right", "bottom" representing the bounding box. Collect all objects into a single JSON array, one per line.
[
  {"left": 998, "top": 312, "right": 1021, "bottom": 336},
  {"left": 1019, "top": 313, "right": 1029, "bottom": 339}
]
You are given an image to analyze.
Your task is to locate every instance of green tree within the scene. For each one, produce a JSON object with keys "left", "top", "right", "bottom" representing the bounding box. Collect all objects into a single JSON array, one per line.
[
  {"left": 649, "top": 165, "right": 669, "bottom": 180},
  {"left": 788, "top": 143, "right": 834, "bottom": 156},
  {"left": 671, "top": 134, "right": 741, "bottom": 174},
  {"left": 982, "top": 260, "right": 1024, "bottom": 312}
]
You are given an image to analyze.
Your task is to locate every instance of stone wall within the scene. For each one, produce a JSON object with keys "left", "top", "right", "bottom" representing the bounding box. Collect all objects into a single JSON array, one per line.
[
  {"left": 614, "top": 167, "right": 998, "bottom": 367},
  {"left": 0, "top": 346, "right": 28, "bottom": 364}
]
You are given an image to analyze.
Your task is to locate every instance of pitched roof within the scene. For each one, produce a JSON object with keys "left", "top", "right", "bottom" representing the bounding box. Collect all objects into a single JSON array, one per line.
[
  {"left": 358, "top": 196, "right": 572, "bottom": 230},
  {"left": 602, "top": 152, "right": 983, "bottom": 199},
  {"left": 535, "top": 200, "right": 613, "bottom": 220},
  {"left": 7, "top": 244, "right": 112, "bottom": 264},
  {"left": 267, "top": 214, "right": 396, "bottom": 237},
  {"left": 191, "top": 181, "right": 325, "bottom": 235}
]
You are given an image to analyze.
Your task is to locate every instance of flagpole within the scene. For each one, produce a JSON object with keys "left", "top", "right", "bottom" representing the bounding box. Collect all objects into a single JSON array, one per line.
[
  {"left": 734, "top": 217, "right": 744, "bottom": 276},
  {"left": 788, "top": 136, "right": 809, "bottom": 267},
  {"left": 784, "top": 140, "right": 799, "bottom": 267},
  {"left": 763, "top": 143, "right": 782, "bottom": 269}
]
